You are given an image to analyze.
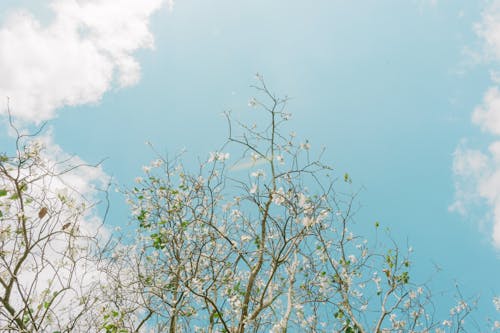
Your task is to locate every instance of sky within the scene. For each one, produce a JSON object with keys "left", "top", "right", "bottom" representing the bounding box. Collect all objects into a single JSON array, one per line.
[{"left": 0, "top": 0, "right": 499, "bottom": 326}]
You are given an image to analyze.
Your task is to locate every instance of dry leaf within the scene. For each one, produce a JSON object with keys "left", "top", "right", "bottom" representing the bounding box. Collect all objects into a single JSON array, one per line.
[{"left": 38, "top": 207, "right": 47, "bottom": 219}]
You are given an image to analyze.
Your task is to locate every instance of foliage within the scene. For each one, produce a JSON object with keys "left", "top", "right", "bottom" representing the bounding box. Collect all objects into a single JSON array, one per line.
[
  {"left": 1, "top": 78, "right": 498, "bottom": 332},
  {"left": 121, "top": 76, "right": 494, "bottom": 332}
]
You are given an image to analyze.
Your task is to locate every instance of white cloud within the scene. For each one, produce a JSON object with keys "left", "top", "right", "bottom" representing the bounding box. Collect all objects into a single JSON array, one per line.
[
  {"left": 475, "top": 1, "right": 500, "bottom": 61},
  {"left": 451, "top": 142, "right": 500, "bottom": 248},
  {"left": 451, "top": 1, "right": 500, "bottom": 249},
  {"left": 0, "top": 0, "right": 164, "bottom": 123},
  {"left": 472, "top": 87, "right": 500, "bottom": 135}
]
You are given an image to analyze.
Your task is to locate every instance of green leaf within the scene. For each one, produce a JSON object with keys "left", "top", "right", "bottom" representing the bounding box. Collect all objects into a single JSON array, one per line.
[
  {"left": 0, "top": 189, "right": 7, "bottom": 197},
  {"left": 343, "top": 173, "right": 352, "bottom": 184}
]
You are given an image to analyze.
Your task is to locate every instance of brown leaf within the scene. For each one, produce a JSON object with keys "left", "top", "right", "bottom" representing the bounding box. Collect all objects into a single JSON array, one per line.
[
  {"left": 62, "top": 222, "right": 71, "bottom": 230},
  {"left": 38, "top": 207, "right": 48, "bottom": 219}
]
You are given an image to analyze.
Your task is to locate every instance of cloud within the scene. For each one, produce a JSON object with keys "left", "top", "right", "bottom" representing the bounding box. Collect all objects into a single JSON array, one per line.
[
  {"left": 451, "top": 141, "right": 500, "bottom": 248},
  {"left": 229, "top": 157, "right": 268, "bottom": 172},
  {"left": 472, "top": 87, "right": 500, "bottom": 135},
  {"left": 475, "top": 1, "right": 500, "bottom": 61},
  {"left": 451, "top": 1, "right": 500, "bottom": 249},
  {"left": 0, "top": 0, "right": 164, "bottom": 123}
]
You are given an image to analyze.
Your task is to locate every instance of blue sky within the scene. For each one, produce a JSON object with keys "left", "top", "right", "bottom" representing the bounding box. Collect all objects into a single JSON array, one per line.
[{"left": 1, "top": 0, "right": 499, "bottom": 326}]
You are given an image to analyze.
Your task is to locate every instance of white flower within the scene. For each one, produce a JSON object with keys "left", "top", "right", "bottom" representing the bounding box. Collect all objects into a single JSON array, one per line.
[
  {"left": 300, "top": 141, "right": 311, "bottom": 150},
  {"left": 276, "top": 155, "right": 284, "bottom": 164},
  {"left": 231, "top": 209, "right": 242, "bottom": 221},
  {"left": 251, "top": 169, "right": 265, "bottom": 178},
  {"left": 241, "top": 234, "right": 252, "bottom": 242},
  {"left": 151, "top": 159, "right": 163, "bottom": 167},
  {"left": 494, "top": 296, "right": 500, "bottom": 311},
  {"left": 272, "top": 188, "right": 286, "bottom": 205},
  {"left": 302, "top": 216, "right": 315, "bottom": 227},
  {"left": 142, "top": 166, "right": 151, "bottom": 173},
  {"left": 317, "top": 209, "right": 329, "bottom": 223},
  {"left": 372, "top": 273, "right": 381, "bottom": 291},
  {"left": 134, "top": 177, "right": 143, "bottom": 183},
  {"left": 348, "top": 254, "right": 357, "bottom": 264},
  {"left": 442, "top": 320, "right": 452, "bottom": 327},
  {"left": 248, "top": 98, "right": 257, "bottom": 107},
  {"left": 249, "top": 184, "right": 258, "bottom": 194},
  {"left": 298, "top": 193, "right": 308, "bottom": 208},
  {"left": 208, "top": 152, "right": 230, "bottom": 162}
]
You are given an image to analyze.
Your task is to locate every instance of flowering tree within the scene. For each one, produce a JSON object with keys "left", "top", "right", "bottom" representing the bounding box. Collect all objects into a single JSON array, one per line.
[
  {"left": 0, "top": 114, "right": 113, "bottom": 332},
  {"left": 123, "top": 76, "right": 496, "bottom": 333},
  {"left": 1, "top": 79, "right": 498, "bottom": 333}
]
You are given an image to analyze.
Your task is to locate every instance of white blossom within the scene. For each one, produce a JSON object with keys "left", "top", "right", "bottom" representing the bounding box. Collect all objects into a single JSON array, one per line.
[
  {"left": 251, "top": 169, "right": 265, "bottom": 178},
  {"left": 151, "top": 159, "right": 163, "bottom": 167},
  {"left": 302, "top": 216, "right": 315, "bottom": 227},
  {"left": 272, "top": 188, "right": 286, "bottom": 205},
  {"left": 300, "top": 141, "right": 311, "bottom": 150},
  {"left": 208, "top": 152, "right": 230, "bottom": 162},
  {"left": 494, "top": 296, "right": 500, "bottom": 311},
  {"left": 442, "top": 320, "right": 452, "bottom": 327}
]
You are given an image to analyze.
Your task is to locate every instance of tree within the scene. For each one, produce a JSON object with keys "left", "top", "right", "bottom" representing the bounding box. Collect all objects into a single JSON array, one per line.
[
  {"left": 121, "top": 76, "right": 489, "bottom": 333},
  {"left": 0, "top": 113, "right": 112, "bottom": 332},
  {"left": 1, "top": 78, "right": 497, "bottom": 332}
]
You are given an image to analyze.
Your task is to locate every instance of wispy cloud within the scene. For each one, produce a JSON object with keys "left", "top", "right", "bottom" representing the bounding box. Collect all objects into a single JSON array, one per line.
[
  {"left": 0, "top": 0, "right": 164, "bottom": 123},
  {"left": 451, "top": 0, "right": 500, "bottom": 249},
  {"left": 229, "top": 157, "right": 268, "bottom": 172}
]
